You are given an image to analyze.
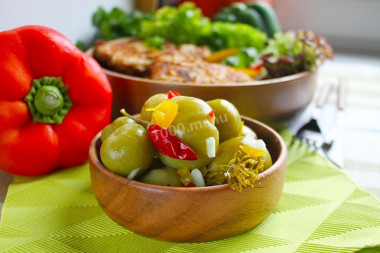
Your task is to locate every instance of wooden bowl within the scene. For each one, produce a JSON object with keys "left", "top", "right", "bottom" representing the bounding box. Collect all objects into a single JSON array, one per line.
[
  {"left": 87, "top": 42, "right": 317, "bottom": 127},
  {"left": 105, "top": 69, "right": 317, "bottom": 126},
  {"left": 89, "top": 116, "right": 287, "bottom": 242}
]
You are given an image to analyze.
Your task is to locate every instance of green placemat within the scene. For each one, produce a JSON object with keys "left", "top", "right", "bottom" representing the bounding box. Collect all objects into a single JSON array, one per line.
[{"left": 1, "top": 131, "right": 380, "bottom": 253}]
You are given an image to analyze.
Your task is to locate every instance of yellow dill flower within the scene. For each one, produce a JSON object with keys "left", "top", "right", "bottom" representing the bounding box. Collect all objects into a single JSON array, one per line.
[{"left": 205, "top": 150, "right": 265, "bottom": 192}]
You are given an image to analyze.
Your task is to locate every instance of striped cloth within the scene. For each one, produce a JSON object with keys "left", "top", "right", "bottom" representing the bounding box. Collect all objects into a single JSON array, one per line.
[
  {"left": 0, "top": 131, "right": 379, "bottom": 252},
  {"left": 317, "top": 54, "right": 380, "bottom": 198}
]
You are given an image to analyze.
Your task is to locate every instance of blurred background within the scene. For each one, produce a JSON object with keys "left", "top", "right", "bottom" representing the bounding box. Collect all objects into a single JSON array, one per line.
[
  {"left": 1, "top": 0, "right": 379, "bottom": 55},
  {"left": 0, "top": 0, "right": 133, "bottom": 44},
  {"left": 274, "top": 0, "right": 380, "bottom": 55}
]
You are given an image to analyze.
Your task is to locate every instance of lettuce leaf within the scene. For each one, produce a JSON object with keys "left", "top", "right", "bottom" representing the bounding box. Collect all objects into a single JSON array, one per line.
[
  {"left": 261, "top": 30, "right": 334, "bottom": 78},
  {"left": 139, "top": 2, "right": 211, "bottom": 45},
  {"left": 92, "top": 7, "right": 154, "bottom": 40},
  {"left": 201, "top": 22, "right": 267, "bottom": 51}
]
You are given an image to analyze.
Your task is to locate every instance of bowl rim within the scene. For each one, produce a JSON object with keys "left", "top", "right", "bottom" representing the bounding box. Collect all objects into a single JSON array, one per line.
[
  {"left": 101, "top": 67, "right": 315, "bottom": 88},
  {"left": 89, "top": 116, "right": 287, "bottom": 193},
  {"left": 87, "top": 37, "right": 316, "bottom": 88}
]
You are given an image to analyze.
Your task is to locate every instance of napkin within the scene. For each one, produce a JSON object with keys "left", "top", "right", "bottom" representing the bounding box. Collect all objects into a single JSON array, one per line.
[{"left": 1, "top": 131, "right": 380, "bottom": 252}]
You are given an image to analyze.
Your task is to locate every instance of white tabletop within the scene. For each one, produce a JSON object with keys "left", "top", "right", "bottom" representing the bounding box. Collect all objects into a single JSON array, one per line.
[
  {"left": 1, "top": 52, "right": 380, "bottom": 222},
  {"left": 315, "top": 53, "right": 380, "bottom": 198}
]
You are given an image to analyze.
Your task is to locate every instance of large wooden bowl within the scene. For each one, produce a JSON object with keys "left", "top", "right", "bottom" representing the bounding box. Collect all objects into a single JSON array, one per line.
[
  {"left": 105, "top": 70, "right": 317, "bottom": 126},
  {"left": 89, "top": 116, "right": 287, "bottom": 242},
  {"left": 87, "top": 43, "right": 317, "bottom": 127}
]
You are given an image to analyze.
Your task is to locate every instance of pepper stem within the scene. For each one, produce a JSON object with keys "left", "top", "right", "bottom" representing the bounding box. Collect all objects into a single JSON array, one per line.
[
  {"left": 120, "top": 109, "right": 150, "bottom": 128},
  {"left": 25, "top": 77, "right": 72, "bottom": 124}
]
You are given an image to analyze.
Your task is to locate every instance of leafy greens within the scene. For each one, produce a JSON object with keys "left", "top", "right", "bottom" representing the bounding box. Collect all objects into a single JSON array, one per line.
[
  {"left": 260, "top": 30, "right": 334, "bottom": 78},
  {"left": 90, "top": 2, "right": 267, "bottom": 52},
  {"left": 222, "top": 48, "right": 260, "bottom": 68},
  {"left": 87, "top": 4, "right": 333, "bottom": 79},
  {"left": 92, "top": 7, "right": 154, "bottom": 40},
  {"left": 139, "top": 2, "right": 211, "bottom": 46}
]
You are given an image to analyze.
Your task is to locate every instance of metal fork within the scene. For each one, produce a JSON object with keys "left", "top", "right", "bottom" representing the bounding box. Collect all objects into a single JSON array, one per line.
[{"left": 295, "top": 82, "right": 333, "bottom": 150}]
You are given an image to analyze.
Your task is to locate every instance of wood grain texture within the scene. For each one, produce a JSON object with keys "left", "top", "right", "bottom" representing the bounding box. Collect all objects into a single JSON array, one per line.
[{"left": 89, "top": 116, "right": 287, "bottom": 242}]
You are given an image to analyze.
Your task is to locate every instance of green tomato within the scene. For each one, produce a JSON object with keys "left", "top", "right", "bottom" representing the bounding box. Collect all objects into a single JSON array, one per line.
[
  {"left": 209, "top": 135, "right": 272, "bottom": 169},
  {"left": 159, "top": 96, "right": 219, "bottom": 170},
  {"left": 100, "top": 123, "right": 156, "bottom": 177},
  {"left": 139, "top": 167, "right": 181, "bottom": 187},
  {"left": 241, "top": 125, "right": 258, "bottom": 139},
  {"left": 207, "top": 99, "right": 241, "bottom": 142},
  {"left": 100, "top": 116, "right": 136, "bottom": 142},
  {"left": 140, "top": 93, "right": 167, "bottom": 122}
]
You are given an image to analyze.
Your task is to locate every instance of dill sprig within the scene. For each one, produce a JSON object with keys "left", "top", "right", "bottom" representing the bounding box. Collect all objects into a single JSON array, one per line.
[{"left": 205, "top": 150, "right": 265, "bottom": 192}]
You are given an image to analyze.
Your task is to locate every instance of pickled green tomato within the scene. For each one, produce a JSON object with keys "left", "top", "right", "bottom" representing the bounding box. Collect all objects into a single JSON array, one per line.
[
  {"left": 100, "top": 116, "right": 136, "bottom": 142},
  {"left": 208, "top": 135, "right": 272, "bottom": 169},
  {"left": 241, "top": 125, "right": 258, "bottom": 139},
  {"left": 140, "top": 93, "right": 167, "bottom": 122},
  {"left": 139, "top": 167, "right": 181, "bottom": 187},
  {"left": 100, "top": 123, "right": 156, "bottom": 177},
  {"left": 207, "top": 99, "right": 241, "bottom": 142},
  {"left": 159, "top": 96, "right": 219, "bottom": 170}
]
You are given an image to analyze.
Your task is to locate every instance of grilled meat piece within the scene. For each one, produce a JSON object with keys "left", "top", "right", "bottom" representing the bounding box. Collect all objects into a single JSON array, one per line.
[
  {"left": 93, "top": 39, "right": 154, "bottom": 76},
  {"left": 93, "top": 39, "right": 251, "bottom": 83},
  {"left": 150, "top": 51, "right": 252, "bottom": 83},
  {"left": 177, "top": 44, "right": 211, "bottom": 59}
]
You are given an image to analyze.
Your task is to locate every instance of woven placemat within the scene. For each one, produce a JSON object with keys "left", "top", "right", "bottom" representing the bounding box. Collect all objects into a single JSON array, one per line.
[{"left": 1, "top": 131, "right": 379, "bottom": 252}]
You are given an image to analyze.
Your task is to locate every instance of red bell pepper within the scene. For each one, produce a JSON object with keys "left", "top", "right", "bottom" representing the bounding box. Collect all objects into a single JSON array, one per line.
[
  {"left": 181, "top": 183, "right": 196, "bottom": 187},
  {"left": 178, "top": 0, "right": 272, "bottom": 18},
  {"left": 0, "top": 26, "right": 112, "bottom": 176}
]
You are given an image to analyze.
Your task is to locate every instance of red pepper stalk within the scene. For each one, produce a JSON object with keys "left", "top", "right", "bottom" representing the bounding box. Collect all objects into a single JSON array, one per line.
[{"left": 0, "top": 26, "right": 112, "bottom": 176}]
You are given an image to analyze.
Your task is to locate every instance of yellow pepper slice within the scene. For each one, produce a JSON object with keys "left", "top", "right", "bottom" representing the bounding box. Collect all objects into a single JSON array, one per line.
[
  {"left": 146, "top": 100, "right": 178, "bottom": 129},
  {"left": 232, "top": 67, "right": 261, "bottom": 78},
  {"left": 205, "top": 48, "right": 240, "bottom": 63},
  {"left": 240, "top": 144, "right": 266, "bottom": 158},
  {"left": 177, "top": 168, "right": 193, "bottom": 186}
]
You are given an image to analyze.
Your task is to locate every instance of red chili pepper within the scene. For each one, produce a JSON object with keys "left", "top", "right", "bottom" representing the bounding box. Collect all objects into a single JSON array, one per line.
[
  {"left": 181, "top": 182, "right": 196, "bottom": 187},
  {"left": 0, "top": 26, "right": 112, "bottom": 176},
  {"left": 249, "top": 61, "right": 264, "bottom": 72},
  {"left": 167, "top": 90, "right": 180, "bottom": 99},
  {"left": 208, "top": 110, "right": 215, "bottom": 124},
  {"left": 147, "top": 124, "right": 198, "bottom": 160}
]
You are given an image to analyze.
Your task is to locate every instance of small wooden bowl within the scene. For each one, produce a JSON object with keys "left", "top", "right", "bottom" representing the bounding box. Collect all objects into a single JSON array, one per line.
[{"left": 89, "top": 116, "right": 287, "bottom": 242}]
